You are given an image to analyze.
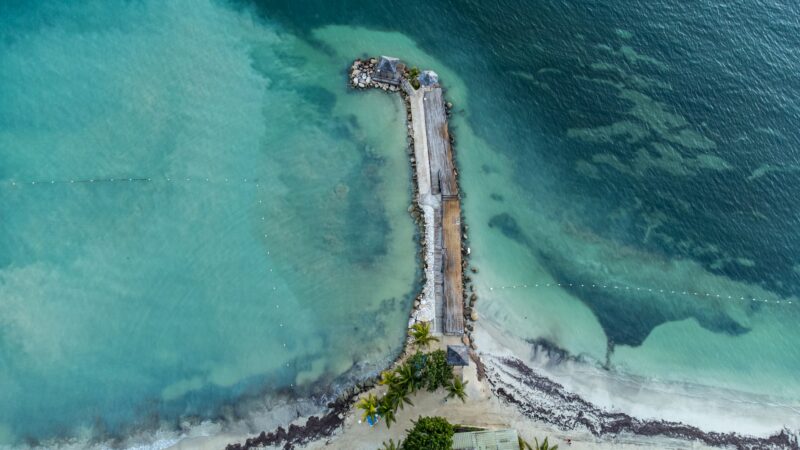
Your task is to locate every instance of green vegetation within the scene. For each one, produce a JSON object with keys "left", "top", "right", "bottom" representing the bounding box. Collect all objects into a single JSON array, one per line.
[
  {"left": 410, "top": 322, "right": 439, "bottom": 349},
  {"left": 362, "top": 349, "right": 463, "bottom": 431},
  {"left": 519, "top": 436, "right": 559, "bottom": 450},
  {"left": 407, "top": 66, "right": 421, "bottom": 89},
  {"left": 380, "top": 439, "right": 402, "bottom": 450},
  {"left": 402, "top": 416, "right": 454, "bottom": 450},
  {"left": 445, "top": 378, "right": 468, "bottom": 403},
  {"left": 356, "top": 393, "right": 380, "bottom": 424},
  {"left": 407, "top": 350, "right": 453, "bottom": 391}
]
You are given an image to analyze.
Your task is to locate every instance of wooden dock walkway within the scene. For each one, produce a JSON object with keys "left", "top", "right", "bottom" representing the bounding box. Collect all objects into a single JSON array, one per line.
[
  {"left": 422, "top": 87, "right": 464, "bottom": 335},
  {"left": 424, "top": 89, "right": 458, "bottom": 197}
]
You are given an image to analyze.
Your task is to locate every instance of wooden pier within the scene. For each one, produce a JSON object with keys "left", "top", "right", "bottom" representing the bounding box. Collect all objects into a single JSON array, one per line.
[
  {"left": 351, "top": 57, "right": 465, "bottom": 336},
  {"left": 408, "top": 80, "right": 464, "bottom": 335}
]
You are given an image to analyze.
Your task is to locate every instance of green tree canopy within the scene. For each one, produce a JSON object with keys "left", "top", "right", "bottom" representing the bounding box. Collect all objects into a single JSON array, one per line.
[{"left": 401, "top": 416, "right": 454, "bottom": 450}]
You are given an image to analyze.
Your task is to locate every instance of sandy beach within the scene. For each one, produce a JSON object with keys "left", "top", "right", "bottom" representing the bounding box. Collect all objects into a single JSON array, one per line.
[{"left": 173, "top": 334, "right": 740, "bottom": 450}]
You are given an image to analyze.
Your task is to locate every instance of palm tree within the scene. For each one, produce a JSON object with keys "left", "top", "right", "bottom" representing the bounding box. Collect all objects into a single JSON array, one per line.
[
  {"left": 410, "top": 322, "right": 439, "bottom": 349},
  {"left": 380, "top": 439, "right": 402, "bottom": 450},
  {"left": 445, "top": 378, "right": 468, "bottom": 403},
  {"left": 378, "top": 399, "right": 397, "bottom": 429},
  {"left": 395, "top": 363, "right": 422, "bottom": 394},
  {"left": 533, "top": 437, "right": 558, "bottom": 450},
  {"left": 356, "top": 393, "right": 380, "bottom": 423},
  {"left": 385, "top": 387, "right": 414, "bottom": 411},
  {"left": 378, "top": 370, "right": 399, "bottom": 387}
]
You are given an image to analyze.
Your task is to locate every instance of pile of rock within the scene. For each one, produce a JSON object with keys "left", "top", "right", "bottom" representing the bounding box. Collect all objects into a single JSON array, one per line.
[{"left": 349, "top": 58, "right": 400, "bottom": 92}]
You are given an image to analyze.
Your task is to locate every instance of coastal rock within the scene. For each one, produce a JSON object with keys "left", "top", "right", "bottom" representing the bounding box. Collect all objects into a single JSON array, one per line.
[
  {"left": 471, "top": 310, "right": 479, "bottom": 321},
  {"left": 461, "top": 335, "right": 470, "bottom": 346}
]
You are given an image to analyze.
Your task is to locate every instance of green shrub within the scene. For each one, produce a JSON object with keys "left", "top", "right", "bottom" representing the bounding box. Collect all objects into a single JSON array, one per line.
[
  {"left": 407, "top": 66, "right": 421, "bottom": 89},
  {"left": 403, "top": 351, "right": 453, "bottom": 392},
  {"left": 401, "top": 416, "right": 454, "bottom": 450},
  {"left": 423, "top": 350, "right": 453, "bottom": 391}
]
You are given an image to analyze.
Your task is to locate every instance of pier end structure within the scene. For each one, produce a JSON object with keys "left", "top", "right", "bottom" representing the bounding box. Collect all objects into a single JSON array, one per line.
[{"left": 350, "top": 57, "right": 465, "bottom": 336}]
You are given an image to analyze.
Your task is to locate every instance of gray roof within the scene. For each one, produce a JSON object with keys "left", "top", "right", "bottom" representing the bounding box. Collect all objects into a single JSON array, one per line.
[
  {"left": 418, "top": 70, "right": 439, "bottom": 87},
  {"left": 446, "top": 345, "right": 470, "bottom": 366},
  {"left": 374, "top": 56, "right": 402, "bottom": 83},
  {"left": 377, "top": 55, "right": 399, "bottom": 71},
  {"left": 452, "top": 429, "right": 519, "bottom": 450}
]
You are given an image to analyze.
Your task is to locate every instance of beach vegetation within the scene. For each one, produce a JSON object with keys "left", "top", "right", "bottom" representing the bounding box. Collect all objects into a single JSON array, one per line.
[
  {"left": 405, "top": 350, "right": 453, "bottom": 391},
  {"left": 420, "top": 350, "right": 453, "bottom": 391},
  {"left": 401, "top": 416, "right": 454, "bottom": 450},
  {"left": 531, "top": 436, "right": 558, "bottom": 450},
  {"left": 379, "top": 439, "right": 402, "bottom": 450},
  {"left": 396, "top": 359, "right": 424, "bottom": 393},
  {"left": 378, "top": 370, "right": 400, "bottom": 387},
  {"left": 407, "top": 66, "right": 421, "bottom": 89},
  {"left": 445, "top": 378, "right": 468, "bottom": 403},
  {"left": 356, "top": 393, "right": 380, "bottom": 424},
  {"left": 378, "top": 400, "right": 397, "bottom": 429},
  {"left": 360, "top": 350, "right": 456, "bottom": 431},
  {"left": 409, "top": 322, "right": 438, "bottom": 349}
]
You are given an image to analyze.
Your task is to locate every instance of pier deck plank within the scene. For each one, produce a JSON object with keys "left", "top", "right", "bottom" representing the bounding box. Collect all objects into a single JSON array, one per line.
[
  {"left": 424, "top": 88, "right": 458, "bottom": 197},
  {"left": 442, "top": 197, "right": 464, "bottom": 334}
]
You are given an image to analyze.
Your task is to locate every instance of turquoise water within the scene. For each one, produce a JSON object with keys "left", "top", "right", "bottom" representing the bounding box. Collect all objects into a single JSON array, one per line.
[
  {"left": 0, "top": 1, "right": 417, "bottom": 444},
  {"left": 3, "top": 0, "right": 800, "bottom": 445}
]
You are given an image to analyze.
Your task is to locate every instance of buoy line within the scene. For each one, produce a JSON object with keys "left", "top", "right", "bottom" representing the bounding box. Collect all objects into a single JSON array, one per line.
[
  {"left": 5, "top": 176, "right": 263, "bottom": 186},
  {"left": 486, "top": 281, "right": 795, "bottom": 306}
]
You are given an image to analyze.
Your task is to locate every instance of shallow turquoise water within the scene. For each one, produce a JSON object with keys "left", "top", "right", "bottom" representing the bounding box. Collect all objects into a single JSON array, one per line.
[{"left": 0, "top": 1, "right": 417, "bottom": 444}]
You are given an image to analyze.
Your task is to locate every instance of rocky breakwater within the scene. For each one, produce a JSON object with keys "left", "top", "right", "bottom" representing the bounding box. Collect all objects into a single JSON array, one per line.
[
  {"left": 349, "top": 57, "right": 434, "bottom": 329},
  {"left": 350, "top": 58, "right": 401, "bottom": 92},
  {"left": 225, "top": 56, "right": 458, "bottom": 450}
]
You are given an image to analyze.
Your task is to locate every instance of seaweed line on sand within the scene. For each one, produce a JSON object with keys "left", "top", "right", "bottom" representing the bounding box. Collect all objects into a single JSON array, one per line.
[{"left": 484, "top": 354, "right": 800, "bottom": 450}]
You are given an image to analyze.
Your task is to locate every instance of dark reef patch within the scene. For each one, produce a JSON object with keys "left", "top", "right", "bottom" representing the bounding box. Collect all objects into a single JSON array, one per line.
[
  {"left": 488, "top": 213, "right": 749, "bottom": 349},
  {"left": 488, "top": 213, "right": 531, "bottom": 247}
]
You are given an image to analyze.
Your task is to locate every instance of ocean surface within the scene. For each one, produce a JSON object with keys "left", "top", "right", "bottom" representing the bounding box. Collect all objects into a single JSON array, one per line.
[{"left": 2, "top": 0, "right": 800, "bottom": 446}]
